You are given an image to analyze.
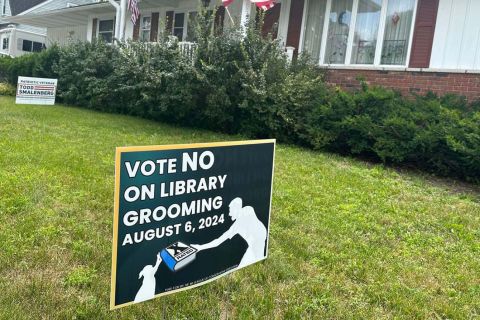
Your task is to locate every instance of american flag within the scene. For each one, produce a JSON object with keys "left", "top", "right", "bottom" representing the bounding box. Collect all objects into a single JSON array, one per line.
[
  {"left": 251, "top": 0, "right": 276, "bottom": 10},
  {"left": 128, "top": 0, "right": 140, "bottom": 25},
  {"left": 222, "top": 0, "right": 275, "bottom": 10},
  {"left": 222, "top": 0, "right": 235, "bottom": 6}
]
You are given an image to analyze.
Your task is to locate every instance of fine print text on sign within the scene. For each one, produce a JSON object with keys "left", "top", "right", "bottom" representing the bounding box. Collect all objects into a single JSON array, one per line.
[
  {"left": 110, "top": 140, "right": 275, "bottom": 309},
  {"left": 16, "top": 76, "right": 58, "bottom": 105}
]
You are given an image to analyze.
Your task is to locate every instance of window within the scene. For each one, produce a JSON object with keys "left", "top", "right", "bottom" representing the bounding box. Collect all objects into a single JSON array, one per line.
[
  {"left": 381, "top": 0, "right": 415, "bottom": 65},
  {"left": 302, "top": 0, "right": 327, "bottom": 60},
  {"left": 98, "top": 19, "right": 114, "bottom": 43},
  {"left": 22, "top": 39, "right": 33, "bottom": 52},
  {"left": 351, "top": 0, "right": 382, "bottom": 64},
  {"left": 325, "top": 0, "right": 353, "bottom": 64},
  {"left": 140, "top": 16, "right": 151, "bottom": 41},
  {"left": 20, "top": 39, "right": 45, "bottom": 52},
  {"left": 173, "top": 13, "right": 185, "bottom": 41},
  {"left": 186, "top": 12, "right": 198, "bottom": 42},
  {"left": 2, "top": 37, "right": 8, "bottom": 50},
  {"left": 301, "top": 0, "right": 417, "bottom": 66},
  {"left": 32, "top": 42, "right": 44, "bottom": 52},
  {"left": 169, "top": 11, "right": 200, "bottom": 42}
]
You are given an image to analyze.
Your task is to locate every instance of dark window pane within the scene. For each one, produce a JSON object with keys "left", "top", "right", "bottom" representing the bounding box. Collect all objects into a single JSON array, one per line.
[
  {"left": 380, "top": 0, "right": 415, "bottom": 65},
  {"left": 186, "top": 12, "right": 198, "bottom": 42},
  {"left": 32, "top": 42, "right": 43, "bottom": 52},
  {"left": 325, "top": 0, "right": 353, "bottom": 64},
  {"left": 173, "top": 28, "right": 183, "bottom": 41},
  {"left": 351, "top": 0, "right": 382, "bottom": 64},
  {"left": 22, "top": 40, "right": 32, "bottom": 52},
  {"left": 141, "top": 30, "right": 150, "bottom": 41},
  {"left": 99, "top": 20, "right": 114, "bottom": 32},
  {"left": 100, "top": 32, "right": 113, "bottom": 43},
  {"left": 174, "top": 13, "right": 184, "bottom": 28}
]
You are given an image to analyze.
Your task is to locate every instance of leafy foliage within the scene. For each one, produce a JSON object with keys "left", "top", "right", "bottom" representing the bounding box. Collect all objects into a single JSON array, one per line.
[
  {"left": 2, "top": 10, "right": 479, "bottom": 181},
  {"left": 0, "top": 45, "right": 60, "bottom": 84},
  {"left": 0, "top": 82, "right": 15, "bottom": 96}
]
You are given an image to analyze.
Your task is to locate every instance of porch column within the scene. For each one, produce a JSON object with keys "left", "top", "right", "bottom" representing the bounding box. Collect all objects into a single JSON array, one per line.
[
  {"left": 119, "top": 0, "right": 127, "bottom": 41},
  {"left": 106, "top": 0, "right": 121, "bottom": 40},
  {"left": 240, "top": 0, "right": 251, "bottom": 33},
  {"left": 9, "top": 26, "right": 16, "bottom": 57}
]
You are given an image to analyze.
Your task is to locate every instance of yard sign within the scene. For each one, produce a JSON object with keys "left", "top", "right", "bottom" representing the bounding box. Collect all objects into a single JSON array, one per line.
[
  {"left": 111, "top": 140, "right": 275, "bottom": 309},
  {"left": 16, "top": 76, "right": 57, "bottom": 105}
]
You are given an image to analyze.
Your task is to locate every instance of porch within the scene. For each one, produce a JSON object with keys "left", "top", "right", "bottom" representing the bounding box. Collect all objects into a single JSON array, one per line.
[{"left": 5, "top": 0, "right": 286, "bottom": 45}]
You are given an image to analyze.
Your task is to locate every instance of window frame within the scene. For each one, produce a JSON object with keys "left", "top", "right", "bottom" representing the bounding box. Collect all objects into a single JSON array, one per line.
[
  {"left": 172, "top": 11, "right": 186, "bottom": 41},
  {"left": 171, "top": 9, "right": 199, "bottom": 42},
  {"left": 299, "top": 0, "right": 418, "bottom": 67},
  {"left": 1, "top": 36, "right": 8, "bottom": 50},
  {"left": 32, "top": 41, "right": 44, "bottom": 52},
  {"left": 22, "top": 39, "right": 33, "bottom": 52},
  {"left": 97, "top": 18, "right": 115, "bottom": 43},
  {"left": 186, "top": 11, "right": 199, "bottom": 42},
  {"left": 20, "top": 39, "right": 44, "bottom": 52},
  {"left": 140, "top": 15, "right": 152, "bottom": 42}
]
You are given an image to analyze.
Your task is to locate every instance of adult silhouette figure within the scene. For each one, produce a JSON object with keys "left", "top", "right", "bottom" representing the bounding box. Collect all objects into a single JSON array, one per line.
[
  {"left": 192, "top": 197, "right": 267, "bottom": 268},
  {"left": 134, "top": 254, "right": 162, "bottom": 303}
]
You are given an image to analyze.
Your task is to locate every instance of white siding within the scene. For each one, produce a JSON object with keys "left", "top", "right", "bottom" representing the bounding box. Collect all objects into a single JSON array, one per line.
[
  {"left": 24, "top": 0, "right": 98, "bottom": 14},
  {"left": 11, "top": 29, "right": 46, "bottom": 56},
  {"left": 431, "top": 0, "right": 480, "bottom": 70},
  {"left": 3, "top": 0, "right": 12, "bottom": 16},
  {"left": 16, "top": 24, "right": 46, "bottom": 35},
  {"left": 47, "top": 25, "right": 87, "bottom": 45},
  {"left": 0, "top": 0, "right": 46, "bottom": 37}
]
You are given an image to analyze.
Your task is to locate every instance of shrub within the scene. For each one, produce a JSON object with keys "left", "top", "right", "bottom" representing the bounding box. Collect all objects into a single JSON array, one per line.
[
  {"left": 54, "top": 40, "right": 118, "bottom": 108},
  {"left": 0, "top": 45, "right": 61, "bottom": 85},
  {"left": 0, "top": 82, "right": 15, "bottom": 96},
  {"left": 3, "top": 9, "right": 479, "bottom": 181},
  {"left": 31, "top": 44, "right": 61, "bottom": 79},
  {"left": 5, "top": 54, "right": 36, "bottom": 84},
  {"left": 0, "top": 56, "right": 12, "bottom": 82},
  {"left": 112, "top": 40, "right": 199, "bottom": 122}
]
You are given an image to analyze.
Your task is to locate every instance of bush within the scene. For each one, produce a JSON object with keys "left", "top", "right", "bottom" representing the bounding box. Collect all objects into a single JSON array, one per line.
[
  {"left": 0, "top": 56, "right": 12, "bottom": 82},
  {"left": 0, "top": 45, "right": 61, "bottom": 85},
  {"left": 0, "top": 82, "right": 15, "bottom": 96},
  {"left": 54, "top": 40, "right": 118, "bottom": 108},
  {"left": 4, "top": 9, "right": 479, "bottom": 182}
]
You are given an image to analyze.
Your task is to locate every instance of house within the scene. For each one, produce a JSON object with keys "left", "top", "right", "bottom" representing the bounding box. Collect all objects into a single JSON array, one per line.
[
  {"left": 290, "top": 0, "right": 480, "bottom": 101},
  {"left": 6, "top": 0, "right": 480, "bottom": 100},
  {"left": 2, "top": 0, "right": 287, "bottom": 48},
  {"left": 0, "top": 0, "right": 48, "bottom": 57}
]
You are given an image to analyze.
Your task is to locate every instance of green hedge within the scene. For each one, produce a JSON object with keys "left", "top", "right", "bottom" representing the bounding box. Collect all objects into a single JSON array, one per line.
[
  {"left": 2, "top": 11, "right": 479, "bottom": 181},
  {"left": 0, "top": 45, "right": 60, "bottom": 84}
]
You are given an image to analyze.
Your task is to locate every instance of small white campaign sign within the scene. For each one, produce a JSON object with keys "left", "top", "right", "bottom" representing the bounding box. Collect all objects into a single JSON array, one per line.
[
  {"left": 111, "top": 140, "right": 275, "bottom": 309},
  {"left": 16, "top": 76, "right": 58, "bottom": 105}
]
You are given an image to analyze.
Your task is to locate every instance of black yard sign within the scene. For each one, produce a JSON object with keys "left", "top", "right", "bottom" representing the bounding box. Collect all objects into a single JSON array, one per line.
[{"left": 110, "top": 140, "right": 275, "bottom": 309}]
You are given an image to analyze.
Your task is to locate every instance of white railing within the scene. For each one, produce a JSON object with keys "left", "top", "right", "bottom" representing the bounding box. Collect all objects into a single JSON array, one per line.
[
  {"left": 178, "top": 41, "right": 198, "bottom": 62},
  {"left": 176, "top": 41, "right": 294, "bottom": 64}
]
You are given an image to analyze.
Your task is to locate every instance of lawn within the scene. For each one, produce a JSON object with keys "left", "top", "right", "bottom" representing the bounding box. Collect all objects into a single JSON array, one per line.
[{"left": 0, "top": 95, "right": 479, "bottom": 319}]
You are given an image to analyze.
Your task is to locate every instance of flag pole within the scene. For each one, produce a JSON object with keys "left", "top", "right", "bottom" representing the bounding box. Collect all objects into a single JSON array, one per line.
[{"left": 225, "top": 7, "right": 235, "bottom": 25}]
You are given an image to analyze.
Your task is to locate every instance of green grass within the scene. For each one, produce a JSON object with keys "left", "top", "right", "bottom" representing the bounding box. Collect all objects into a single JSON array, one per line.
[{"left": 0, "top": 95, "right": 479, "bottom": 319}]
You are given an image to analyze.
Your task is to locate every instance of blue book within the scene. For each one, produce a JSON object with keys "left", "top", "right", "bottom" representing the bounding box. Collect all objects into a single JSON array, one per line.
[{"left": 160, "top": 242, "right": 197, "bottom": 272}]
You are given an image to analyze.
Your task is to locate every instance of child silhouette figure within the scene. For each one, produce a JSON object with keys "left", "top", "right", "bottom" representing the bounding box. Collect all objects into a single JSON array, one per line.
[{"left": 134, "top": 254, "right": 162, "bottom": 303}]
